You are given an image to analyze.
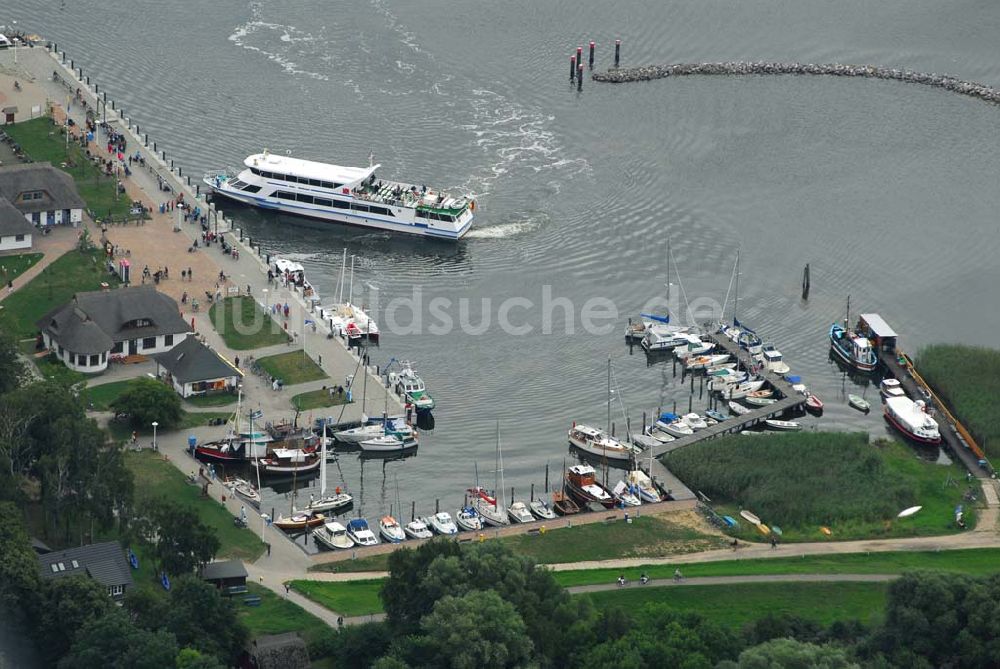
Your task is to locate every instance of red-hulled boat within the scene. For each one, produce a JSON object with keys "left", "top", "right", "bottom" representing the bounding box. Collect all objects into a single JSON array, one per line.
[
  {"left": 564, "top": 464, "right": 615, "bottom": 509},
  {"left": 194, "top": 439, "right": 246, "bottom": 464}
]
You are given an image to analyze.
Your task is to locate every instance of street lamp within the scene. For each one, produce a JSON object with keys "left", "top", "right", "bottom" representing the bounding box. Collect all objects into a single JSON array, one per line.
[{"left": 151, "top": 421, "right": 158, "bottom": 451}]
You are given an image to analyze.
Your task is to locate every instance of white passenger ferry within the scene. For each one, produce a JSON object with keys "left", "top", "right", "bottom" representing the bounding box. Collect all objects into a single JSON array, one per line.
[{"left": 204, "top": 151, "right": 476, "bottom": 240}]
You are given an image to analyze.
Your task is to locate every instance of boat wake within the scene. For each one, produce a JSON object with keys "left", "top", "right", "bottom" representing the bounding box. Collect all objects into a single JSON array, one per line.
[
  {"left": 229, "top": 1, "right": 330, "bottom": 81},
  {"left": 465, "top": 213, "right": 549, "bottom": 239}
]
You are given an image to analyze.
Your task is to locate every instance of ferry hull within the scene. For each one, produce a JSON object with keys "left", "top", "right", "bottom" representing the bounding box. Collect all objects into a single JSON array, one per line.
[{"left": 205, "top": 180, "right": 473, "bottom": 241}]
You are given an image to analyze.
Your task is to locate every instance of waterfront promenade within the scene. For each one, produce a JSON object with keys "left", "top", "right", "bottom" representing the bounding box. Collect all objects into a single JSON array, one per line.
[{"left": 5, "top": 45, "right": 401, "bottom": 421}]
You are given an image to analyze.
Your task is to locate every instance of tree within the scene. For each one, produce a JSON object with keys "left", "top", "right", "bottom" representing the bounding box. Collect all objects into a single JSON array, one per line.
[
  {"left": 110, "top": 378, "right": 183, "bottom": 430},
  {"left": 175, "top": 647, "right": 226, "bottom": 669},
  {"left": 59, "top": 607, "right": 178, "bottom": 669},
  {"left": 737, "top": 638, "right": 860, "bottom": 669},
  {"left": 36, "top": 575, "right": 115, "bottom": 663},
  {"left": 407, "top": 590, "right": 534, "bottom": 669},
  {"left": 314, "top": 622, "right": 392, "bottom": 669},
  {"left": 0, "top": 328, "right": 26, "bottom": 394},
  {"left": 137, "top": 498, "right": 220, "bottom": 576},
  {"left": 0, "top": 503, "right": 41, "bottom": 612},
  {"left": 124, "top": 586, "right": 169, "bottom": 629},
  {"left": 164, "top": 575, "right": 247, "bottom": 664}
]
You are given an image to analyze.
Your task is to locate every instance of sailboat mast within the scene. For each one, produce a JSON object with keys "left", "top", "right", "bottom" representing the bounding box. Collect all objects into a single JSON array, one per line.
[
  {"left": 337, "top": 249, "right": 347, "bottom": 304},
  {"left": 348, "top": 255, "right": 355, "bottom": 306},
  {"left": 251, "top": 410, "right": 265, "bottom": 540},
  {"left": 734, "top": 249, "right": 740, "bottom": 325},
  {"left": 606, "top": 357, "right": 612, "bottom": 434},
  {"left": 496, "top": 420, "right": 505, "bottom": 511},
  {"left": 320, "top": 425, "right": 327, "bottom": 497},
  {"left": 845, "top": 294, "right": 851, "bottom": 329},
  {"left": 666, "top": 237, "right": 671, "bottom": 307}
]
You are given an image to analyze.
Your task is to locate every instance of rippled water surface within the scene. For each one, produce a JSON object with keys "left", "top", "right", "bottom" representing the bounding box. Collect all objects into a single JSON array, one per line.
[{"left": 16, "top": 0, "right": 1000, "bottom": 516}]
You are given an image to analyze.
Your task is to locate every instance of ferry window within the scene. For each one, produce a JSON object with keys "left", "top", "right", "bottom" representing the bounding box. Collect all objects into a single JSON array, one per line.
[
  {"left": 297, "top": 194, "right": 315, "bottom": 204},
  {"left": 260, "top": 171, "right": 272, "bottom": 179},
  {"left": 242, "top": 184, "right": 261, "bottom": 194},
  {"left": 250, "top": 168, "right": 260, "bottom": 175},
  {"left": 276, "top": 191, "right": 296, "bottom": 200},
  {"left": 351, "top": 203, "right": 369, "bottom": 213},
  {"left": 333, "top": 183, "right": 343, "bottom": 189},
  {"left": 370, "top": 206, "right": 389, "bottom": 216},
  {"left": 314, "top": 198, "right": 332, "bottom": 207},
  {"left": 331, "top": 200, "right": 349, "bottom": 209},
  {"left": 309, "top": 179, "right": 323, "bottom": 187},
  {"left": 321, "top": 181, "right": 334, "bottom": 189},
  {"left": 416, "top": 210, "right": 428, "bottom": 219}
]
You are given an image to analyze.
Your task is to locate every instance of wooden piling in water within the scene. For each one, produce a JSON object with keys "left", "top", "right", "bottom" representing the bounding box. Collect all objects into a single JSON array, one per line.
[{"left": 802, "top": 263, "right": 811, "bottom": 299}]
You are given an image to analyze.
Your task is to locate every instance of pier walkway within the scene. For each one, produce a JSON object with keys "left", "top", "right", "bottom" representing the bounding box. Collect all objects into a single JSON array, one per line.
[{"left": 878, "top": 350, "right": 993, "bottom": 477}]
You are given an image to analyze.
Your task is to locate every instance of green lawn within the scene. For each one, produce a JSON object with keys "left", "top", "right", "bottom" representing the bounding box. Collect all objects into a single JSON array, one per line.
[
  {"left": 918, "top": 344, "right": 1000, "bottom": 459},
  {"left": 0, "top": 248, "right": 118, "bottom": 338},
  {"left": 291, "top": 388, "right": 350, "bottom": 411},
  {"left": 4, "top": 117, "right": 132, "bottom": 220},
  {"left": 257, "top": 351, "right": 327, "bottom": 385},
  {"left": 209, "top": 297, "right": 289, "bottom": 350},
  {"left": 584, "top": 581, "right": 888, "bottom": 627},
  {"left": 238, "top": 583, "right": 331, "bottom": 647},
  {"left": 290, "top": 579, "right": 384, "bottom": 617},
  {"left": 669, "top": 433, "right": 976, "bottom": 542},
  {"left": 0, "top": 253, "right": 43, "bottom": 284},
  {"left": 108, "top": 410, "right": 232, "bottom": 442},
  {"left": 125, "top": 450, "right": 263, "bottom": 561},
  {"left": 33, "top": 352, "right": 88, "bottom": 387},
  {"left": 311, "top": 515, "right": 726, "bottom": 574},
  {"left": 551, "top": 546, "right": 1000, "bottom": 588},
  {"left": 185, "top": 392, "right": 239, "bottom": 408},
  {"left": 81, "top": 379, "right": 135, "bottom": 411}
]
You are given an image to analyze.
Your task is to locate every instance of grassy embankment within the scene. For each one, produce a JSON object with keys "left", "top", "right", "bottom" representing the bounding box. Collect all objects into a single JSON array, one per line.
[
  {"left": 311, "top": 514, "right": 727, "bottom": 575},
  {"left": 919, "top": 344, "right": 1000, "bottom": 460},
  {"left": 0, "top": 248, "right": 116, "bottom": 339},
  {"left": 667, "top": 432, "right": 976, "bottom": 542},
  {"left": 583, "top": 582, "right": 889, "bottom": 627},
  {"left": 125, "top": 449, "right": 264, "bottom": 561},
  {"left": 290, "top": 580, "right": 384, "bottom": 618},
  {"left": 238, "top": 583, "right": 331, "bottom": 646},
  {"left": 209, "top": 297, "right": 289, "bottom": 350},
  {"left": 257, "top": 350, "right": 327, "bottom": 385},
  {"left": 291, "top": 388, "right": 350, "bottom": 411},
  {"left": 4, "top": 116, "right": 132, "bottom": 220}
]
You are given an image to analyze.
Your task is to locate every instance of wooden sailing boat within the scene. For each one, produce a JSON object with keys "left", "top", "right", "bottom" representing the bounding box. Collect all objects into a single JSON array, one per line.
[{"left": 469, "top": 421, "right": 509, "bottom": 526}]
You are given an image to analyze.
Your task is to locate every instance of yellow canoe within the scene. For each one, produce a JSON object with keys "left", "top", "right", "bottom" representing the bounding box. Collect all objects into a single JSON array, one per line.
[{"left": 756, "top": 523, "right": 771, "bottom": 536}]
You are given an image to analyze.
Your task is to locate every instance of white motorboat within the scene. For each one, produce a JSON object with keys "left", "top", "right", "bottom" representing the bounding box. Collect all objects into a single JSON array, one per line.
[
  {"left": 686, "top": 353, "right": 731, "bottom": 370},
  {"left": 674, "top": 341, "right": 714, "bottom": 360},
  {"left": 708, "top": 371, "right": 750, "bottom": 391},
  {"left": 205, "top": 150, "right": 475, "bottom": 240},
  {"left": 720, "top": 379, "right": 766, "bottom": 399},
  {"left": 378, "top": 515, "right": 406, "bottom": 543},
  {"left": 728, "top": 401, "right": 751, "bottom": 416},
  {"left": 705, "top": 362, "right": 738, "bottom": 375},
  {"left": 764, "top": 419, "right": 802, "bottom": 431},
  {"left": 426, "top": 512, "right": 459, "bottom": 535},
  {"left": 757, "top": 347, "right": 791, "bottom": 375},
  {"left": 567, "top": 424, "right": 641, "bottom": 462},
  {"left": 681, "top": 412, "right": 708, "bottom": 431},
  {"left": 884, "top": 396, "right": 942, "bottom": 445},
  {"left": 880, "top": 378, "right": 907, "bottom": 401},
  {"left": 455, "top": 507, "right": 483, "bottom": 532},
  {"left": 345, "top": 518, "right": 379, "bottom": 546},
  {"left": 528, "top": 499, "right": 557, "bottom": 520},
  {"left": 654, "top": 413, "right": 694, "bottom": 437},
  {"left": 233, "top": 481, "right": 261, "bottom": 505},
  {"left": 625, "top": 469, "right": 663, "bottom": 503},
  {"left": 612, "top": 481, "right": 642, "bottom": 507},
  {"left": 507, "top": 501, "right": 535, "bottom": 524},
  {"left": 641, "top": 327, "right": 694, "bottom": 352},
  {"left": 403, "top": 517, "right": 434, "bottom": 539},
  {"left": 312, "top": 521, "right": 355, "bottom": 550}
]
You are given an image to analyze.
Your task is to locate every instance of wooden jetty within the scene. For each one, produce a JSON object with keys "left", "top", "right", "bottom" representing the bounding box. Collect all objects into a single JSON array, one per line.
[
  {"left": 878, "top": 349, "right": 993, "bottom": 476},
  {"left": 635, "top": 331, "right": 808, "bottom": 500}
]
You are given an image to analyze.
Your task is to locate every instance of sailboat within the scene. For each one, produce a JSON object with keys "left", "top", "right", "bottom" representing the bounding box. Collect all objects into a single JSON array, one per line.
[
  {"left": 635, "top": 238, "right": 693, "bottom": 347},
  {"left": 469, "top": 423, "right": 509, "bottom": 526},
  {"left": 379, "top": 476, "right": 407, "bottom": 543},
  {"left": 569, "top": 358, "right": 642, "bottom": 462},
  {"left": 321, "top": 250, "right": 380, "bottom": 342},
  {"left": 297, "top": 432, "right": 353, "bottom": 513},
  {"left": 552, "top": 457, "right": 581, "bottom": 516}
]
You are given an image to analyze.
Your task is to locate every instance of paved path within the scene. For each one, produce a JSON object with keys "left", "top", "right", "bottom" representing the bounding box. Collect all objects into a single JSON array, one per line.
[{"left": 566, "top": 573, "right": 897, "bottom": 595}]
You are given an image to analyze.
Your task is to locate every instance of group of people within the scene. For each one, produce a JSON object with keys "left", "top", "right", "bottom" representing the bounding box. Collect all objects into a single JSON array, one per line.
[{"left": 140, "top": 264, "right": 169, "bottom": 285}]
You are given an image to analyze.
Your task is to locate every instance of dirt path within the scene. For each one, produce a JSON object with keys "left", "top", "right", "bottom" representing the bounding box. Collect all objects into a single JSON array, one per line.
[{"left": 567, "top": 573, "right": 897, "bottom": 594}]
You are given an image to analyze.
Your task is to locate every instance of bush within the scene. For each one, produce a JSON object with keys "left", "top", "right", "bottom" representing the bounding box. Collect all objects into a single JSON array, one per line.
[{"left": 110, "top": 378, "right": 182, "bottom": 430}]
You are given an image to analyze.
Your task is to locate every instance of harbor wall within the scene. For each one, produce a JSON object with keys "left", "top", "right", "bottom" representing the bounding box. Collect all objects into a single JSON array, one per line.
[{"left": 593, "top": 62, "right": 1000, "bottom": 105}]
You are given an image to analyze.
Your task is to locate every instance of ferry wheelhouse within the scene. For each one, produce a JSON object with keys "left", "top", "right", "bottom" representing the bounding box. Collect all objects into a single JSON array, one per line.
[{"left": 205, "top": 151, "right": 475, "bottom": 240}]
